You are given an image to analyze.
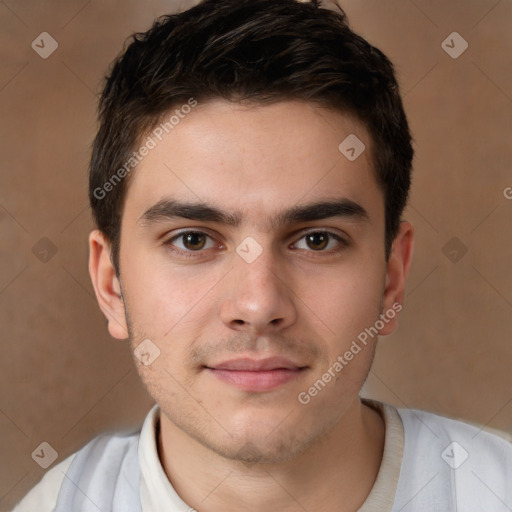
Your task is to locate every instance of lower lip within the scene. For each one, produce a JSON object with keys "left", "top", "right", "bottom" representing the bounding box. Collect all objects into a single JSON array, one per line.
[{"left": 206, "top": 368, "right": 306, "bottom": 392}]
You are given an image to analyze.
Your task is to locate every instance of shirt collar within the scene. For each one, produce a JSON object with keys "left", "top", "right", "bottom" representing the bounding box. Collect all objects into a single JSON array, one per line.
[{"left": 138, "top": 398, "right": 404, "bottom": 511}]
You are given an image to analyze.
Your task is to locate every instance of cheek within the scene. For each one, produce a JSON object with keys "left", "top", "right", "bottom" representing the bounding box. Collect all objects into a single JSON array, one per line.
[
  {"left": 294, "top": 258, "right": 385, "bottom": 344},
  {"left": 122, "top": 248, "right": 222, "bottom": 334}
]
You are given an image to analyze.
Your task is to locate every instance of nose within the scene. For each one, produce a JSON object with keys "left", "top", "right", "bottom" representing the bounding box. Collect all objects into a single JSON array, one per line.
[{"left": 219, "top": 245, "right": 297, "bottom": 334}]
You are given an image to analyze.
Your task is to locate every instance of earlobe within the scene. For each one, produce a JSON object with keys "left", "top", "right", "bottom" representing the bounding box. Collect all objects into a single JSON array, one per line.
[
  {"left": 378, "top": 221, "right": 414, "bottom": 336},
  {"left": 88, "top": 230, "right": 129, "bottom": 340}
]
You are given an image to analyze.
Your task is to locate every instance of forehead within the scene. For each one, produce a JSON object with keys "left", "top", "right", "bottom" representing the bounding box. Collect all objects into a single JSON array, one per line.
[{"left": 123, "top": 99, "right": 382, "bottom": 228}]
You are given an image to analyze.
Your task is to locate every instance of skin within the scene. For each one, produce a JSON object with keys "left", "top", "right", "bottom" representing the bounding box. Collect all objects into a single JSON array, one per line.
[{"left": 89, "top": 99, "right": 414, "bottom": 512}]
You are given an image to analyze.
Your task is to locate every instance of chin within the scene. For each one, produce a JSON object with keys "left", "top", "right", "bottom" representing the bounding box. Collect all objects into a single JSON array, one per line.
[
  {"left": 218, "top": 435, "right": 307, "bottom": 466},
  {"left": 208, "top": 417, "right": 322, "bottom": 466}
]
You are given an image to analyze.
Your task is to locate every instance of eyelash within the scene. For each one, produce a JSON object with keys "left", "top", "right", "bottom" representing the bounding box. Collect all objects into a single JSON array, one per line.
[{"left": 163, "top": 230, "right": 349, "bottom": 258}]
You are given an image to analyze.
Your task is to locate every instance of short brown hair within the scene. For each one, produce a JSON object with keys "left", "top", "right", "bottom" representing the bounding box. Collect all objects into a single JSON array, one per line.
[{"left": 89, "top": 0, "right": 413, "bottom": 275}]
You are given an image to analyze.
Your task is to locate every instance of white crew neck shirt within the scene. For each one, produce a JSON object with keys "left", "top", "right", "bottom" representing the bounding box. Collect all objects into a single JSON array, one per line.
[{"left": 13, "top": 398, "right": 512, "bottom": 511}]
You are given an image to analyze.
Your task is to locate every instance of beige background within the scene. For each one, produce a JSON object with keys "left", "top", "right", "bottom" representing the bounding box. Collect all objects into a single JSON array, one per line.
[{"left": 1, "top": 0, "right": 511, "bottom": 509}]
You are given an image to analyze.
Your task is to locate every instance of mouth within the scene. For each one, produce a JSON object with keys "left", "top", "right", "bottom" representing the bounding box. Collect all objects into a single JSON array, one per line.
[{"left": 204, "top": 357, "right": 309, "bottom": 392}]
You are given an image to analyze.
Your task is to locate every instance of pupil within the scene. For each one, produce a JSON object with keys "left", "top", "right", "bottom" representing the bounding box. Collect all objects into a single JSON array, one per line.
[
  {"left": 307, "top": 233, "right": 328, "bottom": 250},
  {"left": 185, "top": 233, "right": 205, "bottom": 250}
]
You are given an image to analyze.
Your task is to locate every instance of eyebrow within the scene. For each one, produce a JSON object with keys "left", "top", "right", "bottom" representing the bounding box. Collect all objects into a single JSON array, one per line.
[{"left": 137, "top": 197, "right": 369, "bottom": 230}]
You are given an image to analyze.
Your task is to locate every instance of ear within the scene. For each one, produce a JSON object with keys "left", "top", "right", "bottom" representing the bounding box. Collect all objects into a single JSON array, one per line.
[
  {"left": 378, "top": 221, "right": 414, "bottom": 336},
  {"left": 88, "top": 229, "right": 129, "bottom": 340}
]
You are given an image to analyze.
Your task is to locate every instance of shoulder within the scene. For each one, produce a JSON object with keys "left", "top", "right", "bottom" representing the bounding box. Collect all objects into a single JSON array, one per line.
[
  {"left": 394, "top": 405, "right": 512, "bottom": 511},
  {"left": 397, "top": 405, "right": 512, "bottom": 460},
  {"left": 12, "top": 453, "right": 75, "bottom": 512},
  {"left": 12, "top": 428, "right": 141, "bottom": 512}
]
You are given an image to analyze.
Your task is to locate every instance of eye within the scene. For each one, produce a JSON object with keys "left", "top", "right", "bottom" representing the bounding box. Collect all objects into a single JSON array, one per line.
[
  {"left": 292, "top": 231, "right": 347, "bottom": 252},
  {"left": 166, "top": 231, "right": 216, "bottom": 252}
]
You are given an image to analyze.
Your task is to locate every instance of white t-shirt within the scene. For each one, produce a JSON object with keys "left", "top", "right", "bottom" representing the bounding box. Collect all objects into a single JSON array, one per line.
[{"left": 12, "top": 398, "right": 512, "bottom": 511}]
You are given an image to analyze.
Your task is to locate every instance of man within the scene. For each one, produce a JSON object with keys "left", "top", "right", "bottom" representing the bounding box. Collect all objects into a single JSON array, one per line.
[{"left": 13, "top": 0, "right": 512, "bottom": 510}]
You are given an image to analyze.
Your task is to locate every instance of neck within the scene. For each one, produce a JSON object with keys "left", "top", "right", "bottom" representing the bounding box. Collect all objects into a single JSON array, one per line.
[{"left": 158, "top": 398, "right": 385, "bottom": 512}]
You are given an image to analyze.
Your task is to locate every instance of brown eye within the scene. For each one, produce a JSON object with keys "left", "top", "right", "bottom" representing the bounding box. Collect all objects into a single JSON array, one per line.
[
  {"left": 164, "top": 230, "right": 219, "bottom": 258},
  {"left": 182, "top": 232, "right": 207, "bottom": 250},
  {"left": 305, "top": 232, "right": 329, "bottom": 250},
  {"left": 292, "top": 231, "right": 347, "bottom": 253}
]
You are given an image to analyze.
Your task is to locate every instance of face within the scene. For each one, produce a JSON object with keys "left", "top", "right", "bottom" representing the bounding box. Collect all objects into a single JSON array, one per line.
[{"left": 89, "top": 99, "right": 412, "bottom": 464}]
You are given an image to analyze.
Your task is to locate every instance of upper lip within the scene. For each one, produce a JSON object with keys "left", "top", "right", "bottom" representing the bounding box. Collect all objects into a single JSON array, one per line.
[{"left": 207, "top": 356, "right": 306, "bottom": 371}]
